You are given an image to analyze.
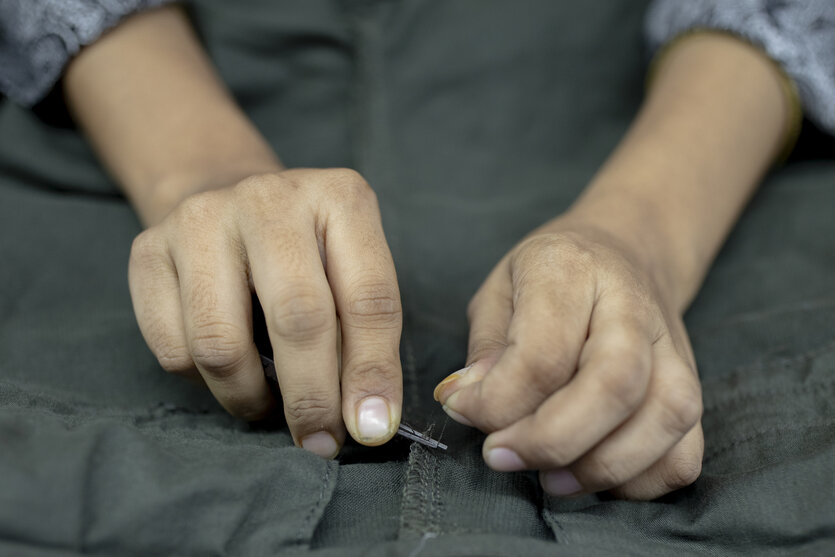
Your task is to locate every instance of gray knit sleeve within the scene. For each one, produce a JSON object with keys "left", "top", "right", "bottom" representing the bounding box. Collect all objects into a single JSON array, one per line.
[
  {"left": 645, "top": 0, "right": 835, "bottom": 136},
  {"left": 0, "top": 0, "right": 174, "bottom": 106}
]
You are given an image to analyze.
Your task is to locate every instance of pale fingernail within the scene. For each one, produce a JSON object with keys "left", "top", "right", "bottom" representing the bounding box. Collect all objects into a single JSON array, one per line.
[
  {"left": 542, "top": 469, "right": 583, "bottom": 496},
  {"left": 433, "top": 365, "right": 473, "bottom": 401},
  {"left": 301, "top": 431, "right": 339, "bottom": 459},
  {"left": 357, "top": 396, "right": 392, "bottom": 442},
  {"left": 441, "top": 404, "right": 474, "bottom": 427},
  {"left": 484, "top": 447, "right": 527, "bottom": 472}
]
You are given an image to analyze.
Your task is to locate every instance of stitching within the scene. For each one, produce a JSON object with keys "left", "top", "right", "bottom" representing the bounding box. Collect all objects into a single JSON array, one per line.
[
  {"left": 399, "top": 443, "right": 443, "bottom": 537},
  {"left": 702, "top": 340, "right": 835, "bottom": 381},
  {"left": 704, "top": 380, "right": 835, "bottom": 412},
  {"left": 541, "top": 491, "right": 562, "bottom": 542},
  {"left": 399, "top": 444, "right": 425, "bottom": 535},
  {"left": 700, "top": 342, "right": 835, "bottom": 411},
  {"left": 689, "top": 297, "right": 835, "bottom": 335},
  {"left": 428, "top": 444, "right": 442, "bottom": 533},
  {"left": 297, "top": 461, "right": 333, "bottom": 546},
  {"left": 704, "top": 420, "right": 835, "bottom": 463}
]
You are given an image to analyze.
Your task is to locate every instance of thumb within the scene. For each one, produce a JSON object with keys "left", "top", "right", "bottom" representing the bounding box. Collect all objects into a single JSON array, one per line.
[{"left": 434, "top": 279, "right": 512, "bottom": 405}]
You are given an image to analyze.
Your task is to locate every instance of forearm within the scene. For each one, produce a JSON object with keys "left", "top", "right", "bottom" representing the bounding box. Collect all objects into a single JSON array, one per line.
[
  {"left": 63, "top": 4, "right": 282, "bottom": 226},
  {"left": 564, "top": 32, "right": 790, "bottom": 313}
]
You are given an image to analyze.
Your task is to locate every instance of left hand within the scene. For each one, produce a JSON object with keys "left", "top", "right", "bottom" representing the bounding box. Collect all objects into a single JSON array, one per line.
[{"left": 433, "top": 217, "right": 704, "bottom": 500}]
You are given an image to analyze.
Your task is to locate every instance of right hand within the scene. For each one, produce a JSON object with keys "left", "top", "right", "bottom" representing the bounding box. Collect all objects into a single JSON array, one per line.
[{"left": 128, "top": 168, "right": 403, "bottom": 458}]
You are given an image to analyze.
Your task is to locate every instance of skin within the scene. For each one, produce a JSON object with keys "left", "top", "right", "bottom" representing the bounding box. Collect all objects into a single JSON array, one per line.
[
  {"left": 434, "top": 33, "right": 789, "bottom": 499},
  {"left": 64, "top": 6, "right": 404, "bottom": 456},
  {"left": 64, "top": 5, "right": 789, "bottom": 498}
]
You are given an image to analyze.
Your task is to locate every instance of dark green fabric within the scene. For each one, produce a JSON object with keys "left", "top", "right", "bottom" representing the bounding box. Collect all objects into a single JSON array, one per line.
[{"left": 0, "top": 1, "right": 833, "bottom": 555}]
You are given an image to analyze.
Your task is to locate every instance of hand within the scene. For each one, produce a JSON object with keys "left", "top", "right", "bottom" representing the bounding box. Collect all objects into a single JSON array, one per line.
[
  {"left": 433, "top": 218, "right": 704, "bottom": 500},
  {"left": 129, "top": 168, "right": 403, "bottom": 457}
]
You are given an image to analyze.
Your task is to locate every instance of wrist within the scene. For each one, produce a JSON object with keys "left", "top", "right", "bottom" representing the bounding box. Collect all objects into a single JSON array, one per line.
[
  {"left": 559, "top": 188, "right": 694, "bottom": 314},
  {"left": 63, "top": 4, "right": 284, "bottom": 227},
  {"left": 555, "top": 31, "right": 790, "bottom": 313}
]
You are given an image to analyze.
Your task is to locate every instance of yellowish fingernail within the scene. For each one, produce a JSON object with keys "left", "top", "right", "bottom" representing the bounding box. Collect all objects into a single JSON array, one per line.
[{"left": 433, "top": 365, "right": 472, "bottom": 401}]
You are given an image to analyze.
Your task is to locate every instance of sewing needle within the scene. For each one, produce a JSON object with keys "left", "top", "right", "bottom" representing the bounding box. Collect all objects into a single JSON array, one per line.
[{"left": 260, "top": 355, "right": 448, "bottom": 450}]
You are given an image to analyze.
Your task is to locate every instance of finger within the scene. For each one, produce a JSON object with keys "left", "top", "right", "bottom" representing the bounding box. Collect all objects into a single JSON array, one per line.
[
  {"left": 172, "top": 200, "right": 276, "bottom": 422},
  {"left": 128, "top": 229, "right": 196, "bottom": 378},
  {"left": 239, "top": 184, "right": 344, "bottom": 457},
  {"left": 609, "top": 422, "right": 704, "bottom": 500},
  {"left": 482, "top": 300, "right": 654, "bottom": 472},
  {"left": 542, "top": 341, "right": 702, "bottom": 495},
  {"left": 433, "top": 269, "right": 512, "bottom": 407},
  {"left": 441, "top": 241, "right": 596, "bottom": 432},
  {"left": 319, "top": 170, "right": 403, "bottom": 445}
]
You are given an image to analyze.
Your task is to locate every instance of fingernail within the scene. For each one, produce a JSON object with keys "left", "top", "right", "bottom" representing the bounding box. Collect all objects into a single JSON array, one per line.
[
  {"left": 484, "top": 447, "right": 527, "bottom": 472},
  {"left": 541, "top": 469, "right": 583, "bottom": 496},
  {"left": 441, "top": 390, "right": 474, "bottom": 426},
  {"left": 301, "top": 431, "right": 339, "bottom": 459},
  {"left": 441, "top": 404, "right": 474, "bottom": 427},
  {"left": 433, "top": 365, "right": 473, "bottom": 401},
  {"left": 357, "top": 396, "right": 392, "bottom": 442}
]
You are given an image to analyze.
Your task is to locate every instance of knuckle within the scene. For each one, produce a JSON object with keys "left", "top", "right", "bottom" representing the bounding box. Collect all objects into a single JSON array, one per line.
[
  {"left": 332, "top": 168, "right": 370, "bottom": 191},
  {"left": 283, "top": 391, "right": 335, "bottom": 424},
  {"left": 664, "top": 455, "right": 702, "bottom": 489},
  {"left": 173, "top": 190, "right": 222, "bottom": 226},
  {"left": 514, "top": 234, "right": 596, "bottom": 276},
  {"left": 129, "top": 232, "right": 172, "bottom": 281},
  {"left": 595, "top": 365, "right": 645, "bottom": 413},
  {"left": 129, "top": 230, "right": 159, "bottom": 263},
  {"left": 234, "top": 405, "right": 272, "bottom": 422},
  {"left": 224, "top": 393, "right": 273, "bottom": 422},
  {"left": 467, "top": 338, "right": 506, "bottom": 363},
  {"left": 155, "top": 344, "right": 194, "bottom": 374},
  {"left": 140, "top": 318, "right": 193, "bottom": 373},
  {"left": 189, "top": 320, "right": 250, "bottom": 377},
  {"left": 517, "top": 348, "right": 572, "bottom": 391},
  {"left": 235, "top": 174, "right": 293, "bottom": 203},
  {"left": 270, "top": 287, "right": 334, "bottom": 341},
  {"left": 329, "top": 168, "right": 376, "bottom": 203},
  {"left": 233, "top": 175, "right": 263, "bottom": 198},
  {"left": 594, "top": 347, "right": 649, "bottom": 410},
  {"left": 581, "top": 456, "right": 628, "bottom": 489},
  {"left": 345, "top": 361, "right": 400, "bottom": 390},
  {"left": 526, "top": 415, "right": 574, "bottom": 467},
  {"left": 345, "top": 282, "right": 402, "bottom": 329},
  {"left": 518, "top": 348, "right": 555, "bottom": 376},
  {"left": 528, "top": 438, "right": 574, "bottom": 469},
  {"left": 658, "top": 377, "right": 703, "bottom": 434}
]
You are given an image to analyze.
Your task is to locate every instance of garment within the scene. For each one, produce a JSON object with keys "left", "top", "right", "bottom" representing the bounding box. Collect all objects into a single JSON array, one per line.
[
  {"left": 2, "top": 0, "right": 835, "bottom": 139},
  {"left": 0, "top": 1, "right": 833, "bottom": 556}
]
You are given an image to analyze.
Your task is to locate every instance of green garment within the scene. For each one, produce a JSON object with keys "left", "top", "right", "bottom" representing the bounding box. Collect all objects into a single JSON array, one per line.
[{"left": 0, "top": 1, "right": 833, "bottom": 555}]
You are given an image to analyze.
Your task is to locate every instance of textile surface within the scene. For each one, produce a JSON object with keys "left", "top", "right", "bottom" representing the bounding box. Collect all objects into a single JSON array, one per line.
[
  {"left": 3, "top": 0, "right": 835, "bottom": 134},
  {"left": 0, "top": 1, "right": 833, "bottom": 555}
]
